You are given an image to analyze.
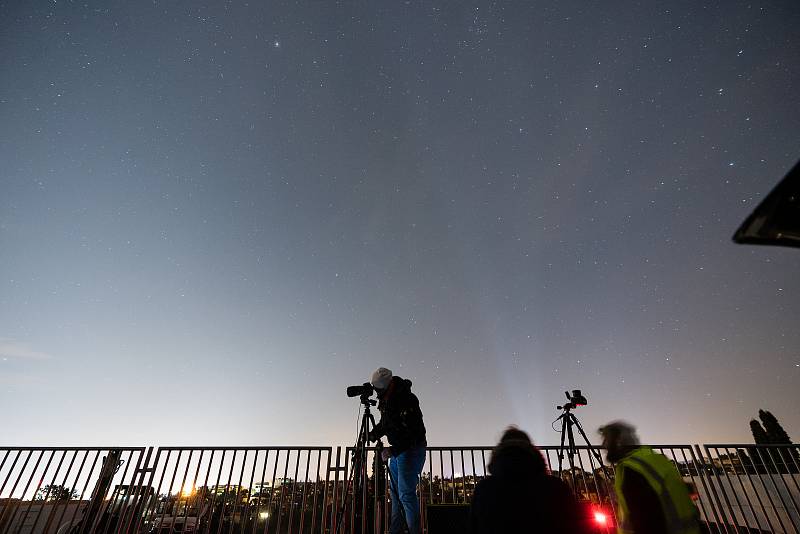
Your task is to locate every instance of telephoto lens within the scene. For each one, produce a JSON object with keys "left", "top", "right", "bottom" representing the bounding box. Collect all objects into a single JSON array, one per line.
[{"left": 346, "top": 383, "right": 374, "bottom": 398}]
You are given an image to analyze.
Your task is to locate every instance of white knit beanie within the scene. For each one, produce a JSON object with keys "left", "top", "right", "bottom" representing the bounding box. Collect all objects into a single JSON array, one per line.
[{"left": 370, "top": 367, "right": 393, "bottom": 390}]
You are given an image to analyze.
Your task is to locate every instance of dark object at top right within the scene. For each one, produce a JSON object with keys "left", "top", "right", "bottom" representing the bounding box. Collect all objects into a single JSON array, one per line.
[{"left": 734, "top": 158, "right": 800, "bottom": 248}]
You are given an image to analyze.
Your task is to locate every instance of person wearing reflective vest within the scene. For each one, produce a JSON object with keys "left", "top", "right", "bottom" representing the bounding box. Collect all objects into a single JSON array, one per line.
[{"left": 600, "top": 421, "right": 700, "bottom": 534}]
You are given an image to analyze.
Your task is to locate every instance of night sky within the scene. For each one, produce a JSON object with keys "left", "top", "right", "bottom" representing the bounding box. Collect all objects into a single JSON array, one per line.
[{"left": 1, "top": 1, "right": 799, "bottom": 448}]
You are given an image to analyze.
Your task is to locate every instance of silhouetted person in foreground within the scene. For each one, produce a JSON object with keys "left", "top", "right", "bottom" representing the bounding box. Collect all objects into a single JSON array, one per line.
[
  {"left": 469, "top": 426, "right": 587, "bottom": 534},
  {"left": 599, "top": 421, "right": 700, "bottom": 534},
  {"left": 368, "top": 367, "right": 427, "bottom": 534}
]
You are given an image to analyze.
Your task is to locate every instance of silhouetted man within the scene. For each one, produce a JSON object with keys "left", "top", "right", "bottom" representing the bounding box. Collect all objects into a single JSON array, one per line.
[
  {"left": 600, "top": 421, "right": 700, "bottom": 534},
  {"left": 368, "top": 367, "right": 426, "bottom": 534}
]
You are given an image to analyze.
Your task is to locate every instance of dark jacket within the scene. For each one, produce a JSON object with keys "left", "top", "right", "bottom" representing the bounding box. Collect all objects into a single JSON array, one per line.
[
  {"left": 469, "top": 440, "right": 587, "bottom": 534},
  {"left": 369, "top": 376, "right": 426, "bottom": 456}
]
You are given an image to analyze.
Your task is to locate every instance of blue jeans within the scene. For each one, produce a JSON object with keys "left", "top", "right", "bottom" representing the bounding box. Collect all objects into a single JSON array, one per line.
[{"left": 388, "top": 444, "right": 426, "bottom": 534}]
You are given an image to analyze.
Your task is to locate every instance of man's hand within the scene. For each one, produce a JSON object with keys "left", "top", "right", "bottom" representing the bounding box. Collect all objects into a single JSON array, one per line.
[
  {"left": 381, "top": 448, "right": 392, "bottom": 462},
  {"left": 368, "top": 429, "right": 381, "bottom": 442}
]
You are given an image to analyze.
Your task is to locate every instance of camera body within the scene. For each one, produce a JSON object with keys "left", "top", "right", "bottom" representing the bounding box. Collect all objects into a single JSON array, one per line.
[{"left": 558, "top": 389, "right": 588, "bottom": 411}]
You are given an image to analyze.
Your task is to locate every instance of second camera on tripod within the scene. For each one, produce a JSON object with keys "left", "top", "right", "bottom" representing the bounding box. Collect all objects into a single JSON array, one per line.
[{"left": 557, "top": 389, "right": 588, "bottom": 411}]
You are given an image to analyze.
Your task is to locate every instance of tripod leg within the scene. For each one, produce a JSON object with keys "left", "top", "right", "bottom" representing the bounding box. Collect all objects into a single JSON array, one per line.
[
  {"left": 374, "top": 442, "right": 387, "bottom": 534},
  {"left": 566, "top": 419, "right": 578, "bottom": 474},
  {"left": 558, "top": 415, "right": 568, "bottom": 474},
  {"left": 571, "top": 415, "right": 605, "bottom": 465},
  {"left": 568, "top": 413, "right": 614, "bottom": 515},
  {"left": 335, "top": 409, "right": 372, "bottom": 534}
]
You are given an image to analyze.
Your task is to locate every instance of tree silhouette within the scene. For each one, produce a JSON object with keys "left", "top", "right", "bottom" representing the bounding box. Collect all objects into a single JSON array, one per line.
[
  {"left": 750, "top": 419, "right": 770, "bottom": 444},
  {"left": 753, "top": 409, "right": 799, "bottom": 473},
  {"left": 759, "top": 410, "right": 793, "bottom": 444},
  {"left": 35, "top": 484, "right": 78, "bottom": 501}
]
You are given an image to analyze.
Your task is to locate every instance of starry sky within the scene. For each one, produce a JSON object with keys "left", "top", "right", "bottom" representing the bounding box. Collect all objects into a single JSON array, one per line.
[{"left": 1, "top": 1, "right": 799, "bottom": 448}]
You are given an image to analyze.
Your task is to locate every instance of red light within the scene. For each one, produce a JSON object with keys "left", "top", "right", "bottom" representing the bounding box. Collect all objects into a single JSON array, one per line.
[{"left": 593, "top": 511, "right": 608, "bottom": 525}]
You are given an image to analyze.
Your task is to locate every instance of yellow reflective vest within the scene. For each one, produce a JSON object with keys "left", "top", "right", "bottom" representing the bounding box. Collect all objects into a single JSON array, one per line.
[{"left": 614, "top": 447, "right": 701, "bottom": 534}]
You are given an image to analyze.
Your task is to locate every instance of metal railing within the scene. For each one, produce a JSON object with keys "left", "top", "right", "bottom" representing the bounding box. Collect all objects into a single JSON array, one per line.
[
  {"left": 0, "top": 448, "right": 148, "bottom": 534},
  {"left": 140, "top": 447, "right": 335, "bottom": 534},
  {"left": 2, "top": 444, "right": 799, "bottom": 534},
  {"left": 343, "top": 445, "right": 706, "bottom": 534},
  {"left": 700, "top": 444, "right": 800, "bottom": 533}
]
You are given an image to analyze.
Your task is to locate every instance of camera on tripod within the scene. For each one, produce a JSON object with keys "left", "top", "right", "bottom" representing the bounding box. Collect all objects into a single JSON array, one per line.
[
  {"left": 338, "top": 381, "right": 384, "bottom": 532},
  {"left": 553, "top": 388, "right": 604, "bottom": 474},
  {"left": 557, "top": 389, "right": 588, "bottom": 411},
  {"left": 346, "top": 382, "right": 377, "bottom": 408}
]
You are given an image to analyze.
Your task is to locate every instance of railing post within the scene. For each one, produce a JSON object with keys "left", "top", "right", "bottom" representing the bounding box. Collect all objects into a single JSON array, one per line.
[
  {"left": 329, "top": 446, "right": 345, "bottom": 534},
  {"left": 122, "top": 447, "right": 157, "bottom": 534},
  {"left": 78, "top": 450, "right": 122, "bottom": 534},
  {"left": 688, "top": 444, "right": 728, "bottom": 534}
]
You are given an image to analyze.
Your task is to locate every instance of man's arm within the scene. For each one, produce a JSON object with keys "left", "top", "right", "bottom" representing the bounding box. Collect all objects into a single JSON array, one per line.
[{"left": 368, "top": 420, "right": 384, "bottom": 442}]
